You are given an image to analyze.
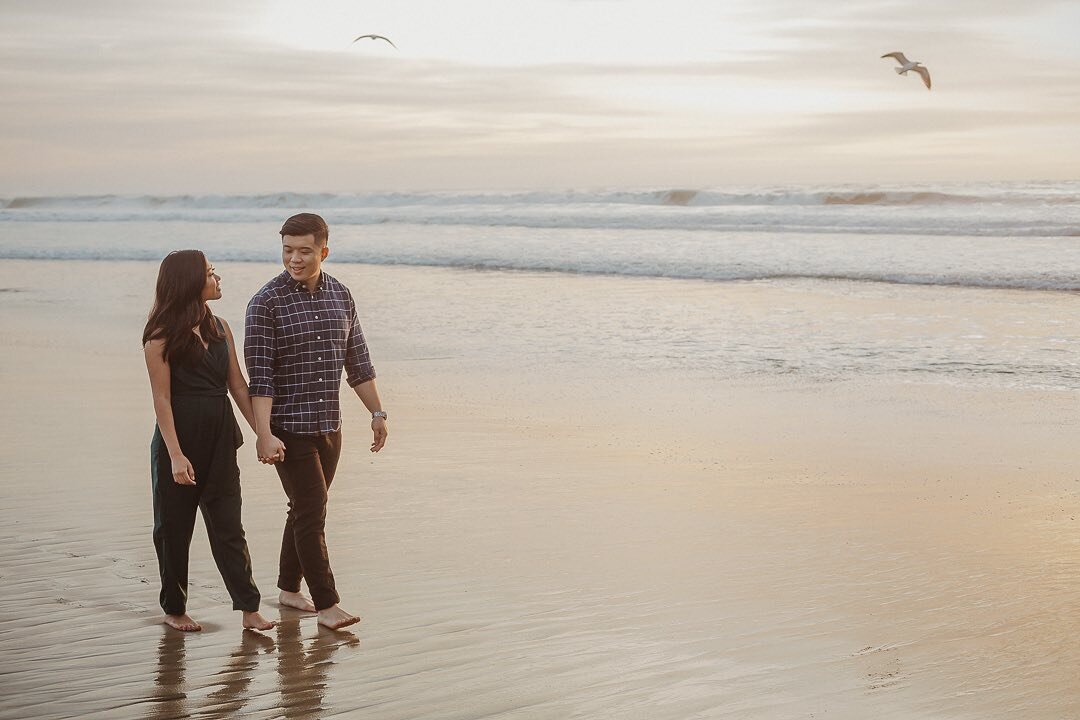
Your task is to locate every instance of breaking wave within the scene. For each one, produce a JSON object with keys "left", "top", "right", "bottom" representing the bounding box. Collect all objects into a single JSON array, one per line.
[
  {"left": 2, "top": 184, "right": 1080, "bottom": 238},
  {"left": 3, "top": 184, "right": 1079, "bottom": 212}
]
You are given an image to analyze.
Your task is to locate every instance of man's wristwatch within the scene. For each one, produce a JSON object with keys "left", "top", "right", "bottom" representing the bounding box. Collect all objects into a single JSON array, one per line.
[{"left": 372, "top": 411, "right": 388, "bottom": 421}]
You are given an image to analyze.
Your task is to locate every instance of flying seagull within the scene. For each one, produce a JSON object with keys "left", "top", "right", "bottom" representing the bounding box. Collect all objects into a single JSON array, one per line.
[
  {"left": 353, "top": 34, "right": 397, "bottom": 49},
  {"left": 881, "top": 52, "right": 931, "bottom": 90}
]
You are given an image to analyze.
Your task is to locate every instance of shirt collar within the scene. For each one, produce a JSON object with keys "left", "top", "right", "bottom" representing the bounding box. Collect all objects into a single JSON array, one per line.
[{"left": 282, "top": 270, "right": 325, "bottom": 294}]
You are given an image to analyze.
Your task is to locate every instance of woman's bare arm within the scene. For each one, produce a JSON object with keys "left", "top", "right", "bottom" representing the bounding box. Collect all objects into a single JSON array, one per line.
[{"left": 144, "top": 338, "right": 195, "bottom": 485}]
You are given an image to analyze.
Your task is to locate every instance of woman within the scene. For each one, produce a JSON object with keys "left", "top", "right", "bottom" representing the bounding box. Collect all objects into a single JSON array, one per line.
[{"left": 143, "top": 250, "right": 276, "bottom": 632}]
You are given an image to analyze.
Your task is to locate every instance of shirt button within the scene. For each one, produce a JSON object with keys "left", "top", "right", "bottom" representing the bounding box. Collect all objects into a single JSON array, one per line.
[
  {"left": 318, "top": 357, "right": 322, "bottom": 361},
  {"left": 317, "top": 335, "right": 321, "bottom": 339},
  {"left": 315, "top": 315, "right": 319, "bottom": 319},
  {"left": 318, "top": 378, "right": 323, "bottom": 381}
]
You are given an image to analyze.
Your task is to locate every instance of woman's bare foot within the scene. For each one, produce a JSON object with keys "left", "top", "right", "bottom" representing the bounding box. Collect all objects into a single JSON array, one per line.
[
  {"left": 317, "top": 604, "right": 361, "bottom": 630},
  {"left": 163, "top": 613, "right": 202, "bottom": 632},
  {"left": 278, "top": 590, "right": 316, "bottom": 612},
  {"left": 242, "top": 610, "right": 277, "bottom": 631}
]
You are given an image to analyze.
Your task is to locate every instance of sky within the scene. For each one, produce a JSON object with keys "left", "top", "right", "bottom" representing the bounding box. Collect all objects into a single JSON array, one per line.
[{"left": 1, "top": 0, "right": 1079, "bottom": 194}]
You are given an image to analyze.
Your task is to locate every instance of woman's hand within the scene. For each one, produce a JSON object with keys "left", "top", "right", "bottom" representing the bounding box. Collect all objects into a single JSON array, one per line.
[{"left": 171, "top": 454, "right": 196, "bottom": 485}]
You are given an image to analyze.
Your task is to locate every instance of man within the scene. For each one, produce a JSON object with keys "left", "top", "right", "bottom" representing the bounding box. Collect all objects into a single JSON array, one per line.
[{"left": 245, "top": 212, "right": 387, "bottom": 630}]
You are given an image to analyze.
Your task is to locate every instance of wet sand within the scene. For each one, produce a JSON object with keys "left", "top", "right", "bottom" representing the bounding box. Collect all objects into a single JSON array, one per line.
[{"left": 2, "top": 259, "right": 1080, "bottom": 719}]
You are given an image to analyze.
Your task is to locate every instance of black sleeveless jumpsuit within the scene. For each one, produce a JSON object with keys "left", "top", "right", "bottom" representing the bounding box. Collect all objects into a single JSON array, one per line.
[{"left": 150, "top": 320, "right": 260, "bottom": 615}]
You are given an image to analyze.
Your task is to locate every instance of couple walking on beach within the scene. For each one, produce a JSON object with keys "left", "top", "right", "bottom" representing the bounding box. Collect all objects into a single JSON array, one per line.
[{"left": 142, "top": 213, "right": 387, "bottom": 632}]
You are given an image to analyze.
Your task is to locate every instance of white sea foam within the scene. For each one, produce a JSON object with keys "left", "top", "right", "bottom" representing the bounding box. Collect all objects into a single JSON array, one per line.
[
  {"left": 2, "top": 182, "right": 1079, "bottom": 292},
  {"left": 2, "top": 183, "right": 1079, "bottom": 237},
  {"left": 3, "top": 220, "right": 1079, "bottom": 292}
]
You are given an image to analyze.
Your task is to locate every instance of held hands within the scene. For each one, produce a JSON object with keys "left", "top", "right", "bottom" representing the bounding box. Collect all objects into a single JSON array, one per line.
[
  {"left": 257, "top": 433, "right": 287, "bottom": 464},
  {"left": 371, "top": 417, "right": 387, "bottom": 453},
  {"left": 171, "top": 454, "right": 196, "bottom": 485}
]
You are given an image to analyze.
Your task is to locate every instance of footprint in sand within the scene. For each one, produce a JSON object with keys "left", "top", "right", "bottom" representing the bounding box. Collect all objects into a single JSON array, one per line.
[{"left": 853, "top": 644, "right": 907, "bottom": 692}]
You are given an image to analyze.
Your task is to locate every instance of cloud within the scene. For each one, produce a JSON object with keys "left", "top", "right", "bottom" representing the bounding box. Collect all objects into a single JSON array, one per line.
[
  {"left": 1, "top": 0, "right": 1078, "bottom": 191},
  {"left": 753, "top": 107, "right": 1080, "bottom": 148}
]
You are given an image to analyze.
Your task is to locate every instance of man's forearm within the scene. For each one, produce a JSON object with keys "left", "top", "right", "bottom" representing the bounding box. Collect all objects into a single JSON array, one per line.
[
  {"left": 351, "top": 379, "right": 383, "bottom": 414},
  {"left": 252, "top": 396, "right": 274, "bottom": 437}
]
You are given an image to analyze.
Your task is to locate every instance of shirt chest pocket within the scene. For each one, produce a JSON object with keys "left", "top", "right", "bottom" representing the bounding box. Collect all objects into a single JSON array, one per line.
[
  {"left": 324, "top": 310, "right": 350, "bottom": 347},
  {"left": 304, "top": 306, "right": 349, "bottom": 348}
]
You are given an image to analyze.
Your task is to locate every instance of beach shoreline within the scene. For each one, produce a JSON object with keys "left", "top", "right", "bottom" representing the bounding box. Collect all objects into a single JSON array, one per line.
[{"left": 2, "top": 258, "right": 1080, "bottom": 719}]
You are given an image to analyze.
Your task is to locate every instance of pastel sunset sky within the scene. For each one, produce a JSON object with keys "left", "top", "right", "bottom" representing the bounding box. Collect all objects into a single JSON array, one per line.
[{"left": 2, "top": 0, "right": 1078, "bottom": 193}]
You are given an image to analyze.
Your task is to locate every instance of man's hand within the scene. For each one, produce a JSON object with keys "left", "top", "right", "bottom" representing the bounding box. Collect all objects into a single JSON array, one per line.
[
  {"left": 257, "top": 434, "right": 287, "bottom": 464},
  {"left": 171, "top": 454, "right": 196, "bottom": 485},
  {"left": 371, "top": 417, "right": 387, "bottom": 453}
]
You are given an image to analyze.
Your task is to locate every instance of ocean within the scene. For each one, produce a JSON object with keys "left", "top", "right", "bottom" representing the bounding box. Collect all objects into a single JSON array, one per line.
[
  {"left": 2, "top": 181, "right": 1078, "bottom": 390},
  {"left": 4, "top": 187, "right": 1080, "bottom": 719}
]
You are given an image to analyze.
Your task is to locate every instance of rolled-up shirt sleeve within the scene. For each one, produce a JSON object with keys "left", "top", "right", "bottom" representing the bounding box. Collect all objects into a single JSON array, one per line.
[
  {"left": 245, "top": 294, "right": 277, "bottom": 398},
  {"left": 344, "top": 293, "right": 376, "bottom": 387}
]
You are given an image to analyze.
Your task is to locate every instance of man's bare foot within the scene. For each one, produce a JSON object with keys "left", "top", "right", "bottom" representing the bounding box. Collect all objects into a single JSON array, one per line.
[
  {"left": 278, "top": 590, "right": 316, "bottom": 612},
  {"left": 317, "top": 604, "right": 361, "bottom": 630},
  {"left": 242, "top": 611, "right": 277, "bottom": 631},
  {"left": 163, "top": 613, "right": 202, "bottom": 632}
]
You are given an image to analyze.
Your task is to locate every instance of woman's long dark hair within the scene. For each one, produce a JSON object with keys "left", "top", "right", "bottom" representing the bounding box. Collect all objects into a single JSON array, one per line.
[{"left": 142, "top": 250, "right": 224, "bottom": 366}]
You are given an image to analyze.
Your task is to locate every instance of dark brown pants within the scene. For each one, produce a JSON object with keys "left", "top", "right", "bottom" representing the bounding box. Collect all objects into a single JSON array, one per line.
[{"left": 272, "top": 428, "right": 342, "bottom": 610}]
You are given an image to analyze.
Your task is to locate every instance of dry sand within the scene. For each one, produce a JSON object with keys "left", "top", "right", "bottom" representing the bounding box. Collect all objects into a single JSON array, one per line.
[{"left": 2, "top": 259, "right": 1080, "bottom": 719}]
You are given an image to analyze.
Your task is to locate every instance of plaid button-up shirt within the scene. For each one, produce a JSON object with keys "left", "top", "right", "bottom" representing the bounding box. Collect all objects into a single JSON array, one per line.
[{"left": 245, "top": 270, "right": 376, "bottom": 435}]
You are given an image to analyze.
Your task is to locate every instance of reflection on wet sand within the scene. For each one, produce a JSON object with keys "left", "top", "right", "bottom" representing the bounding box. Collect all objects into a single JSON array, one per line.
[
  {"left": 277, "top": 619, "right": 360, "bottom": 718},
  {"left": 147, "top": 629, "right": 277, "bottom": 719},
  {"left": 147, "top": 631, "right": 189, "bottom": 720},
  {"left": 143, "top": 619, "right": 357, "bottom": 719},
  {"left": 203, "top": 631, "right": 276, "bottom": 716}
]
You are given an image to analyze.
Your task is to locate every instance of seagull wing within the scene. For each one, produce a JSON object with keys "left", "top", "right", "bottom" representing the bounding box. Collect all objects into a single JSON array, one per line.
[
  {"left": 353, "top": 34, "right": 398, "bottom": 49},
  {"left": 881, "top": 51, "right": 909, "bottom": 65},
  {"left": 915, "top": 65, "right": 931, "bottom": 89}
]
